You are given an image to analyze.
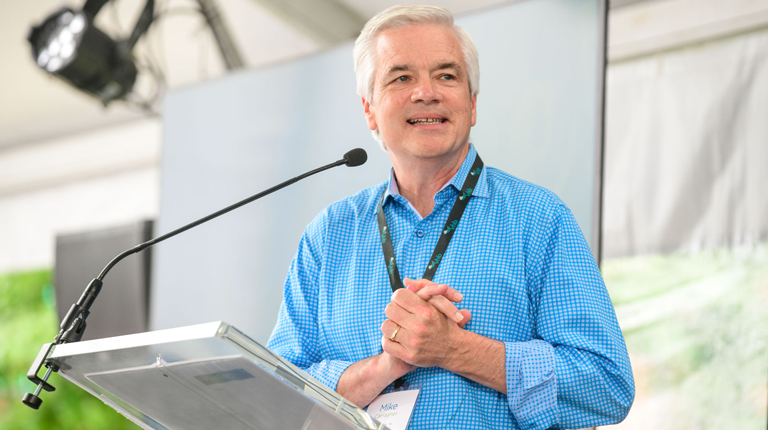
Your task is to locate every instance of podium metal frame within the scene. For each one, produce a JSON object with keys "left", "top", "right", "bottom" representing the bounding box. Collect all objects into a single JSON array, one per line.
[{"left": 46, "top": 321, "right": 384, "bottom": 430}]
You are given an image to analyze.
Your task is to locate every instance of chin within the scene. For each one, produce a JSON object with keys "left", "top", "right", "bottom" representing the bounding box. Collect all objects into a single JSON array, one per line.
[
  {"left": 413, "top": 140, "right": 467, "bottom": 157},
  {"left": 382, "top": 131, "right": 469, "bottom": 160}
]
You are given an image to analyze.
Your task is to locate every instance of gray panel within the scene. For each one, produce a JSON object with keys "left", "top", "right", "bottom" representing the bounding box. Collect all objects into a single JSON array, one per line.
[
  {"left": 460, "top": 0, "right": 602, "bottom": 249},
  {"left": 55, "top": 220, "right": 152, "bottom": 341},
  {"left": 153, "top": 43, "right": 385, "bottom": 343},
  {"left": 153, "top": 0, "right": 604, "bottom": 343}
]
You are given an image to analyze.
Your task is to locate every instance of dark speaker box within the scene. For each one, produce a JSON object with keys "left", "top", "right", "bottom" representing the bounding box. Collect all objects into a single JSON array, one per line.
[{"left": 54, "top": 220, "right": 152, "bottom": 341}]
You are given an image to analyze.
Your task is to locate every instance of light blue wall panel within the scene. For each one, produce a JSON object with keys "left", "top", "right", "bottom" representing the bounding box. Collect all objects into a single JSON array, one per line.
[
  {"left": 152, "top": 0, "right": 604, "bottom": 343},
  {"left": 464, "top": 0, "right": 602, "bottom": 247}
]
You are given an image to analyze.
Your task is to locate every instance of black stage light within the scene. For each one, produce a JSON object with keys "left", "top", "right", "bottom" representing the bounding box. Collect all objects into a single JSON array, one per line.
[{"left": 28, "top": 0, "right": 154, "bottom": 106}]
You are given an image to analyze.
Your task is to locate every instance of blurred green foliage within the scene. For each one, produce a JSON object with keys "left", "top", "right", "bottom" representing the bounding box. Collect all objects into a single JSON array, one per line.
[
  {"left": 602, "top": 248, "right": 737, "bottom": 306},
  {"left": 603, "top": 245, "right": 768, "bottom": 429},
  {"left": 0, "top": 269, "right": 135, "bottom": 430}
]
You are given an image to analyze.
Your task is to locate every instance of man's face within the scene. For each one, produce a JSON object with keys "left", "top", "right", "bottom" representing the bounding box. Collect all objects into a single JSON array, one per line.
[{"left": 363, "top": 24, "right": 477, "bottom": 161}]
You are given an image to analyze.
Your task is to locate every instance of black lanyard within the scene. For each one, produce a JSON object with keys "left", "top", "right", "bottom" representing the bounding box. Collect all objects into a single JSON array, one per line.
[{"left": 376, "top": 153, "right": 484, "bottom": 292}]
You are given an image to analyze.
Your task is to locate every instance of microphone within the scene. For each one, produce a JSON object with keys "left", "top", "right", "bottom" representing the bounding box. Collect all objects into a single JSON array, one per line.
[
  {"left": 22, "top": 148, "right": 368, "bottom": 410},
  {"left": 343, "top": 148, "right": 367, "bottom": 167}
]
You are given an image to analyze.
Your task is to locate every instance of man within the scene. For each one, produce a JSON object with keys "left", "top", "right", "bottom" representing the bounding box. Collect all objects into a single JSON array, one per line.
[{"left": 268, "top": 5, "right": 634, "bottom": 429}]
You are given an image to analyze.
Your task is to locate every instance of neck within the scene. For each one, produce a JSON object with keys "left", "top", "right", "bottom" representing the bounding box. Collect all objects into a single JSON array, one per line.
[{"left": 390, "top": 145, "right": 470, "bottom": 217}]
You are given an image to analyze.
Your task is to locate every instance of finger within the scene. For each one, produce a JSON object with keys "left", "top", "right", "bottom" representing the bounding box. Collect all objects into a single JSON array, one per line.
[
  {"left": 414, "top": 283, "right": 448, "bottom": 301},
  {"left": 390, "top": 288, "right": 430, "bottom": 314},
  {"left": 414, "top": 283, "right": 448, "bottom": 300},
  {"left": 457, "top": 309, "right": 471, "bottom": 329},
  {"left": 403, "top": 278, "right": 434, "bottom": 293},
  {"left": 381, "top": 335, "right": 412, "bottom": 364},
  {"left": 380, "top": 319, "right": 400, "bottom": 340},
  {"left": 437, "top": 284, "right": 464, "bottom": 302},
  {"left": 406, "top": 279, "right": 463, "bottom": 303},
  {"left": 424, "top": 295, "right": 464, "bottom": 324},
  {"left": 384, "top": 300, "right": 418, "bottom": 327}
]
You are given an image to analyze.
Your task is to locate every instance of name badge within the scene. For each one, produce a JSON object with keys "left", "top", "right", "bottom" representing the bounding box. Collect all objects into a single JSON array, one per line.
[{"left": 366, "top": 389, "right": 420, "bottom": 430}]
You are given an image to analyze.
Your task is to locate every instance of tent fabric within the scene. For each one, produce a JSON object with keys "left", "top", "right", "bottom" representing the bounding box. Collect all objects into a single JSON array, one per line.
[{"left": 602, "top": 28, "right": 768, "bottom": 258}]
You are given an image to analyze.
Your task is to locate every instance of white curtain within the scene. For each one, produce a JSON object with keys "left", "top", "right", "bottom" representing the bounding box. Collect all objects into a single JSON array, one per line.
[{"left": 603, "top": 28, "right": 768, "bottom": 258}]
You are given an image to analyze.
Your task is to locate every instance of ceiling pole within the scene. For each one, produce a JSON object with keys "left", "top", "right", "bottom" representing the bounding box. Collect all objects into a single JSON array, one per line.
[{"left": 196, "top": 0, "right": 245, "bottom": 70}]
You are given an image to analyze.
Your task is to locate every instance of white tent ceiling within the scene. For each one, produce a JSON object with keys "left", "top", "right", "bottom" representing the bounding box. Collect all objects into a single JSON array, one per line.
[
  {"left": 0, "top": 0, "right": 507, "bottom": 149},
  {"left": 4, "top": 0, "right": 764, "bottom": 150}
]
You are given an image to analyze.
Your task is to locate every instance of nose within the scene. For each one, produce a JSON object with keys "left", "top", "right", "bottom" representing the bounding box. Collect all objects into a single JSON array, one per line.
[{"left": 411, "top": 78, "right": 440, "bottom": 104}]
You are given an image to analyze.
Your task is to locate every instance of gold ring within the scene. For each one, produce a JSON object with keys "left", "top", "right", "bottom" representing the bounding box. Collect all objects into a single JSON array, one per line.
[{"left": 390, "top": 325, "right": 401, "bottom": 341}]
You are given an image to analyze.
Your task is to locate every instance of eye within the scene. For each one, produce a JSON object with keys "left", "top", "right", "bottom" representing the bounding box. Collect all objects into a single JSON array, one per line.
[
  {"left": 440, "top": 74, "right": 456, "bottom": 80},
  {"left": 395, "top": 75, "right": 409, "bottom": 83}
]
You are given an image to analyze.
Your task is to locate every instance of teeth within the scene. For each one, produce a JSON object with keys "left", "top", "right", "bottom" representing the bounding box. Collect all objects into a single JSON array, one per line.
[{"left": 407, "top": 118, "right": 445, "bottom": 124}]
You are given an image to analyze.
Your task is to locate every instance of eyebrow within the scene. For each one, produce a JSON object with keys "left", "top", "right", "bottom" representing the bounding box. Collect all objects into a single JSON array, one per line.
[
  {"left": 435, "top": 62, "right": 462, "bottom": 74},
  {"left": 383, "top": 62, "right": 464, "bottom": 79},
  {"left": 384, "top": 64, "right": 411, "bottom": 78}
]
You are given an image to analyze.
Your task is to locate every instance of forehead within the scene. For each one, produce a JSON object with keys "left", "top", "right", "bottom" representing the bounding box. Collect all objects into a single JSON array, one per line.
[{"left": 372, "top": 24, "right": 464, "bottom": 73}]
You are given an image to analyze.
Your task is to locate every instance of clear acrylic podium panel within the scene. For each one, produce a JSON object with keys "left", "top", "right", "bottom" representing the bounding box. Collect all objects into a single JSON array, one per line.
[{"left": 49, "top": 321, "right": 384, "bottom": 430}]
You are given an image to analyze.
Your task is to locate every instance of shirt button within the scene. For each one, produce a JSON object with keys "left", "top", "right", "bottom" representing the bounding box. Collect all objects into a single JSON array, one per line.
[{"left": 414, "top": 230, "right": 425, "bottom": 238}]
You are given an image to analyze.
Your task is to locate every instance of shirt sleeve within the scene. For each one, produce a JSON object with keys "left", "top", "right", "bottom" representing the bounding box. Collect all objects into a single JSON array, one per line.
[
  {"left": 504, "top": 202, "right": 635, "bottom": 430},
  {"left": 266, "top": 213, "right": 354, "bottom": 390}
]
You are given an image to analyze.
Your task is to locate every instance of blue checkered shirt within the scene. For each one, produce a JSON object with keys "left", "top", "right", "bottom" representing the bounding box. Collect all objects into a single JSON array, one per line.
[{"left": 268, "top": 145, "right": 634, "bottom": 429}]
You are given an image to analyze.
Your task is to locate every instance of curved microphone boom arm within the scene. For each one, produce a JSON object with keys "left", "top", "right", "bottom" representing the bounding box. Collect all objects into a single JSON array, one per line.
[{"left": 22, "top": 148, "right": 367, "bottom": 410}]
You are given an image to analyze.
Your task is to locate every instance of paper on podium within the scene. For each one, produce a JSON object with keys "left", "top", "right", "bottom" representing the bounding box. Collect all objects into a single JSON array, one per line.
[{"left": 48, "top": 321, "right": 384, "bottom": 430}]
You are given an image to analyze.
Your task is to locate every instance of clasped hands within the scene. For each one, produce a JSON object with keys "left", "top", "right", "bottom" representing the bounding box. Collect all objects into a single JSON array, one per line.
[{"left": 380, "top": 278, "right": 471, "bottom": 372}]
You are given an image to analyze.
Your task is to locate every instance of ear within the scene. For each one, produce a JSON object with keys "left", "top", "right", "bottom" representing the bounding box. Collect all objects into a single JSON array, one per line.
[
  {"left": 362, "top": 97, "right": 377, "bottom": 131},
  {"left": 470, "top": 92, "right": 478, "bottom": 127}
]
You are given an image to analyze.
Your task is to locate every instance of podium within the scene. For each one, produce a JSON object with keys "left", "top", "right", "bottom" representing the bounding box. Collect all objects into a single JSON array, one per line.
[{"left": 47, "top": 321, "right": 385, "bottom": 430}]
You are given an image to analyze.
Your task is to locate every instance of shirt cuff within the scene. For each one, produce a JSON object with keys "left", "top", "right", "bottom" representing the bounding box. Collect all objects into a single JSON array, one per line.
[
  {"left": 305, "top": 359, "right": 355, "bottom": 391},
  {"left": 505, "top": 340, "right": 557, "bottom": 430}
]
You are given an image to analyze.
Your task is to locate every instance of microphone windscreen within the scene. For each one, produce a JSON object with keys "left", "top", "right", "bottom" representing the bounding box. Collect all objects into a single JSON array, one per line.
[{"left": 343, "top": 148, "right": 368, "bottom": 167}]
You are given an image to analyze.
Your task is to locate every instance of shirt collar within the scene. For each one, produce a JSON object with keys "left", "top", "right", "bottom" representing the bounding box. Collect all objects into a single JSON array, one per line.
[
  {"left": 383, "top": 144, "right": 490, "bottom": 206},
  {"left": 444, "top": 144, "right": 489, "bottom": 199}
]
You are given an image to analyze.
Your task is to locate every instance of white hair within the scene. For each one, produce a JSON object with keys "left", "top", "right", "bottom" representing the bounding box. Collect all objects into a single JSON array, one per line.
[{"left": 353, "top": 5, "right": 480, "bottom": 150}]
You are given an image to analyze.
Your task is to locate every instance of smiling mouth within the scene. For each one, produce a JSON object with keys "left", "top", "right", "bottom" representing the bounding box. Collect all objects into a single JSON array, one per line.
[{"left": 407, "top": 118, "right": 447, "bottom": 124}]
